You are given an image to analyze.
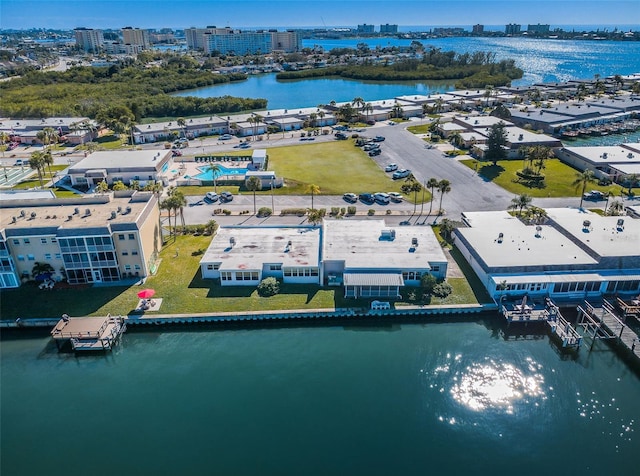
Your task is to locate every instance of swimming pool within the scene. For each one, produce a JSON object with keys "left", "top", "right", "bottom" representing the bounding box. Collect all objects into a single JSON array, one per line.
[{"left": 194, "top": 165, "right": 248, "bottom": 181}]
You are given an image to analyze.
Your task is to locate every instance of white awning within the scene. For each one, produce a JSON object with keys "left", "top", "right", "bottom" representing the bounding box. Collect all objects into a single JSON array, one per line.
[{"left": 344, "top": 273, "right": 404, "bottom": 287}]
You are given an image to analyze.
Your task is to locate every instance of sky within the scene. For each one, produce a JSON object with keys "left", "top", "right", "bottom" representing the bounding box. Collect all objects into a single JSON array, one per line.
[{"left": 1, "top": 0, "right": 639, "bottom": 31}]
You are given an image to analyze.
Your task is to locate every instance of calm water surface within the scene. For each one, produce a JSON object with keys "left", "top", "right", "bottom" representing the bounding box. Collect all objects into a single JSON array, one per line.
[
  {"left": 2, "top": 321, "right": 638, "bottom": 476},
  {"left": 175, "top": 38, "right": 640, "bottom": 110}
]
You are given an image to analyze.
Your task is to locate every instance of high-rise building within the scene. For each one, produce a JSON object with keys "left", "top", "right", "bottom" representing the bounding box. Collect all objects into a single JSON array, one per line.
[
  {"left": 270, "top": 30, "right": 302, "bottom": 52},
  {"left": 380, "top": 24, "right": 398, "bottom": 34},
  {"left": 505, "top": 23, "right": 522, "bottom": 35},
  {"left": 185, "top": 26, "right": 232, "bottom": 50},
  {"left": 528, "top": 24, "right": 551, "bottom": 34},
  {"left": 472, "top": 24, "right": 484, "bottom": 34},
  {"left": 357, "top": 24, "right": 375, "bottom": 34},
  {"left": 203, "top": 30, "right": 272, "bottom": 55},
  {"left": 74, "top": 27, "right": 104, "bottom": 52},
  {"left": 122, "top": 27, "right": 151, "bottom": 49}
]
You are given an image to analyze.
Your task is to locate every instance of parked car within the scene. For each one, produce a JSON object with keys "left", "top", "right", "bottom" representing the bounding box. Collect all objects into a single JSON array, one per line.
[
  {"left": 385, "top": 163, "right": 398, "bottom": 172},
  {"left": 239, "top": 143, "right": 251, "bottom": 149},
  {"left": 220, "top": 191, "right": 233, "bottom": 202},
  {"left": 14, "top": 159, "right": 23, "bottom": 166},
  {"left": 334, "top": 132, "right": 348, "bottom": 140},
  {"left": 219, "top": 134, "right": 233, "bottom": 140},
  {"left": 172, "top": 150, "right": 182, "bottom": 157},
  {"left": 388, "top": 192, "right": 403, "bottom": 202},
  {"left": 392, "top": 169, "right": 411, "bottom": 179},
  {"left": 359, "top": 193, "right": 374, "bottom": 203},
  {"left": 373, "top": 136, "right": 385, "bottom": 142},
  {"left": 583, "top": 190, "right": 604, "bottom": 201},
  {"left": 363, "top": 143, "right": 380, "bottom": 151},
  {"left": 369, "top": 149, "right": 382, "bottom": 157},
  {"left": 374, "top": 192, "right": 390, "bottom": 204},
  {"left": 343, "top": 192, "right": 358, "bottom": 203},
  {"left": 205, "top": 192, "right": 219, "bottom": 202}
]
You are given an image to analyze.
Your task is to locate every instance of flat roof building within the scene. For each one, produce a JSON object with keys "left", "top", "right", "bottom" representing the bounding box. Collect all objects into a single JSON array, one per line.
[
  {"left": 455, "top": 209, "right": 640, "bottom": 301},
  {"left": 0, "top": 192, "right": 162, "bottom": 288}
]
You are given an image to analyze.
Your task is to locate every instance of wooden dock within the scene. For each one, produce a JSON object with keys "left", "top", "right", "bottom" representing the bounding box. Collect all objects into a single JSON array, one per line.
[
  {"left": 501, "top": 298, "right": 581, "bottom": 348},
  {"left": 615, "top": 297, "right": 640, "bottom": 320},
  {"left": 50, "top": 314, "right": 126, "bottom": 352},
  {"left": 577, "top": 300, "right": 640, "bottom": 360}
]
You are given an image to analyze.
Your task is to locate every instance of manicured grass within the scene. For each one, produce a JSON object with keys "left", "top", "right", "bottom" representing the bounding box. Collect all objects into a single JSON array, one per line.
[
  {"left": 407, "top": 124, "right": 432, "bottom": 134},
  {"left": 460, "top": 158, "right": 626, "bottom": 198},
  {"left": 11, "top": 165, "right": 68, "bottom": 190},
  {"left": 267, "top": 141, "right": 406, "bottom": 195}
]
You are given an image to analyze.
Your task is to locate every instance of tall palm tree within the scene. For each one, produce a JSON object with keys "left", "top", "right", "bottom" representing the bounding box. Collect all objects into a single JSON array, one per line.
[
  {"left": 0, "top": 131, "right": 9, "bottom": 157},
  {"left": 246, "top": 176, "right": 262, "bottom": 214},
  {"left": 306, "top": 183, "right": 320, "bottom": 210},
  {"left": 42, "top": 149, "right": 54, "bottom": 179},
  {"left": 29, "top": 151, "right": 46, "bottom": 187},
  {"left": 437, "top": 179, "right": 452, "bottom": 215},
  {"left": 208, "top": 163, "right": 222, "bottom": 193},
  {"left": 352, "top": 97, "right": 365, "bottom": 114},
  {"left": 572, "top": 169, "right": 597, "bottom": 209},
  {"left": 624, "top": 173, "right": 639, "bottom": 195},
  {"left": 363, "top": 103, "right": 373, "bottom": 123},
  {"left": 401, "top": 174, "right": 422, "bottom": 215},
  {"left": 160, "top": 197, "right": 175, "bottom": 240},
  {"left": 608, "top": 199, "right": 624, "bottom": 216},
  {"left": 426, "top": 178, "right": 439, "bottom": 217}
]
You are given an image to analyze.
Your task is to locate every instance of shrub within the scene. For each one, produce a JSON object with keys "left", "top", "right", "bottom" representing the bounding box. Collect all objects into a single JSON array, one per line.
[
  {"left": 421, "top": 274, "right": 437, "bottom": 294},
  {"left": 223, "top": 209, "right": 231, "bottom": 215},
  {"left": 257, "top": 277, "right": 280, "bottom": 297},
  {"left": 340, "top": 207, "right": 346, "bottom": 215},
  {"left": 368, "top": 209, "right": 376, "bottom": 215},
  {"left": 280, "top": 208, "right": 308, "bottom": 216},
  {"left": 330, "top": 207, "right": 340, "bottom": 216},
  {"left": 257, "top": 207, "right": 272, "bottom": 217},
  {"left": 347, "top": 206, "right": 356, "bottom": 215},
  {"left": 386, "top": 209, "right": 392, "bottom": 215},
  {"left": 432, "top": 282, "right": 453, "bottom": 298}
]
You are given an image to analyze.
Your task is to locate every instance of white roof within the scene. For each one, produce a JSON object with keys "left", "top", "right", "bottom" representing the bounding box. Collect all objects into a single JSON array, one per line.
[
  {"left": 546, "top": 208, "right": 640, "bottom": 258},
  {"left": 455, "top": 116, "right": 514, "bottom": 129},
  {"left": 562, "top": 145, "right": 640, "bottom": 165},
  {"left": 322, "top": 219, "right": 447, "bottom": 271},
  {"left": 69, "top": 150, "right": 172, "bottom": 172},
  {"left": 200, "top": 226, "right": 321, "bottom": 271},
  {"left": 457, "top": 211, "right": 597, "bottom": 268}
]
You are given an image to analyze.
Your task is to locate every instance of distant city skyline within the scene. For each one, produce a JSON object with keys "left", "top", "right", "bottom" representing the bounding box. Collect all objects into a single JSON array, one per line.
[{"left": 2, "top": 0, "right": 639, "bottom": 31}]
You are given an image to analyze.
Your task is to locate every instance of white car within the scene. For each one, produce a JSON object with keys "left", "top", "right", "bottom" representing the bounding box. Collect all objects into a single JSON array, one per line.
[
  {"left": 392, "top": 169, "right": 411, "bottom": 179},
  {"left": 388, "top": 192, "right": 403, "bottom": 202},
  {"left": 373, "top": 192, "right": 390, "bottom": 204},
  {"left": 205, "top": 192, "right": 219, "bottom": 202},
  {"left": 385, "top": 163, "right": 398, "bottom": 172}
]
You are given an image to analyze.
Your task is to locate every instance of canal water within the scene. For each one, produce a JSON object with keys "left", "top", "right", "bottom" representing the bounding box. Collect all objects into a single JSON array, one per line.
[
  {"left": 2, "top": 320, "right": 638, "bottom": 476},
  {"left": 174, "top": 37, "right": 640, "bottom": 110}
]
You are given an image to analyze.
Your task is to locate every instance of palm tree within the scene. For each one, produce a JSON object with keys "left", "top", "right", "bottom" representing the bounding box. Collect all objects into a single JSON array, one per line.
[
  {"left": 246, "top": 176, "right": 262, "bottom": 214},
  {"left": 29, "top": 151, "right": 46, "bottom": 187},
  {"left": 173, "top": 190, "right": 187, "bottom": 232},
  {"left": 624, "top": 173, "right": 639, "bottom": 195},
  {"left": 31, "top": 261, "right": 54, "bottom": 280},
  {"left": 96, "top": 180, "right": 109, "bottom": 193},
  {"left": 510, "top": 193, "right": 532, "bottom": 216},
  {"left": 572, "top": 169, "right": 597, "bottom": 209},
  {"left": 42, "top": 149, "right": 54, "bottom": 178},
  {"left": 177, "top": 117, "right": 186, "bottom": 139},
  {"left": 160, "top": 197, "right": 175, "bottom": 240},
  {"left": 437, "top": 179, "right": 452, "bottom": 215},
  {"left": 352, "top": 96, "right": 365, "bottom": 114},
  {"left": 306, "top": 183, "right": 320, "bottom": 210},
  {"left": 484, "top": 85, "right": 494, "bottom": 107},
  {"left": 205, "top": 219, "right": 217, "bottom": 235},
  {"left": 426, "top": 178, "right": 439, "bottom": 217},
  {"left": 208, "top": 163, "right": 222, "bottom": 193},
  {"left": 0, "top": 131, "right": 10, "bottom": 157},
  {"left": 391, "top": 101, "right": 403, "bottom": 119},
  {"left": 363, "top": 103, "right": 373, "bottom": 123},
  {"left": 439, "top": 218, "right": 455, "bottom": 241},
  {"left": 607, "top": 199, "right": 624, "bottom": 216},
  {"left": 401, "top": 174, "right": 422, "bottom": 215}
]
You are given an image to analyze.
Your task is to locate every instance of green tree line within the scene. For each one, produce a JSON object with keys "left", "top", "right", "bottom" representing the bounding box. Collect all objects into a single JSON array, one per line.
[{"left": 0, "top": 59, "right": 266, "bottom": 119}]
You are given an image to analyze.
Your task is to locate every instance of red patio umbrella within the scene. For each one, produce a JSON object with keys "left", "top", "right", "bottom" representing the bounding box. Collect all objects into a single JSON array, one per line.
[{"left": 137, "top": 289, "right": 156, "bottom": 299}]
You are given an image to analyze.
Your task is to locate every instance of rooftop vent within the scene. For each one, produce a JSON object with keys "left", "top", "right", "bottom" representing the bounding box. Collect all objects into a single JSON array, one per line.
[
  {"left": 411, "top": 237, "right": 418, "bottom": 246},
  {"left": 617, "top": 218, "right": 625, "bottom": 231},
  {"left": 229, "top": 237, "right": 236, "bottom": 247},
  {"left": 125, "top": 206, "right": 132, "bottom": 214},
  {"left": 74, "top": 207, "right": 79, "bottom": 215},
  {"left": 11, "top": 216, "right": 16, "bottom": 224},
  {"left": 497, "top": 232, "right": 504, "bottom": 243},
  {"left": 85, "top": 209, "right": 91, "bottom": 216},
  {"left": 380, "top": 229, "right": 396, "bottom": 240},
  {"left": 535, "top": 225, "right": 542, "bottom": 237},
  {"left": 582, "top": 220, "right": 592, "bottom": 231},
  {"left": 20, "top": 210, "right": 25, "bottom": 217},
  {"left": 30, "top": 212, "right": 36, "bottom": 219},
  {"left": 67, "top": 215, "right": 73, "bottom": 221},
  {"left": 117, "top": 206, "right": 122, "bottom": 213}
]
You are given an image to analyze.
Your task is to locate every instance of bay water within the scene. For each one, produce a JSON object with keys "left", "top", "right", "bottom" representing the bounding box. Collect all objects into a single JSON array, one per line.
[
  {"left": 2, "top": 320, "right": 638, "bottom": 475},
  {"left": 175, "top": 37, "right": 640, "bottom": 110}
]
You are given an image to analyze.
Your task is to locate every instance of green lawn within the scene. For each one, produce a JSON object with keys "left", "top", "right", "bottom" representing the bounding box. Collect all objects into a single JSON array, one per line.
[
  {"left": 11, "top": 165, "right": 67, "bottom": 190},
  {"left": 407, "top": 124, "right": 432, "bottom": 134},
  {"left": 460, "top": 158, "right": 627, "bottom": 198}
]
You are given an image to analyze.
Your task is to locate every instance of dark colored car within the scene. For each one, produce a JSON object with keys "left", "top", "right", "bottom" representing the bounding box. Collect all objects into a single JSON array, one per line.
[
  {"left": 369, "top": 149, "right": 381, "bottom": 156},
  {"left": 359, "top": 193, "right": 374, "bottom": 203}
]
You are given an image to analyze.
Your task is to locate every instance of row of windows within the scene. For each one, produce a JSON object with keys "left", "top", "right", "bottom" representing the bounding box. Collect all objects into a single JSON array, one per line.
[
  {"left": 206, "top": 263, "right": 221, "bottom": 270},
  {"left": 124, "top": 264, "right": 142, "bottom": 271},
  {"left": 283, "top": 268, "right": 318, "bottom": 277},
  {"left": 402, "top": 271, "right": 423, "bottom": 281},
  {"left": 13, "top": 237, "right": 57, "bottom": 245},
  {"left": 221, "top": 271, "right": 259, "bottom": 281},
  {"left": 121, "top": 250, "right": 139, "bottom": 256},
  {"left": 118, "top": 234, "right": 137, "bottom": 241},
  {"left": 553, "top": 281, "right": 601, "bottom": 293},
  {"left": 606, "top": 280, "right": 640, "bottom": 293}
]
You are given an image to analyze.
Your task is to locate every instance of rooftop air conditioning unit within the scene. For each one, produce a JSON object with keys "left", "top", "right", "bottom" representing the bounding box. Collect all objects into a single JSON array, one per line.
[
  {"left": 110, "top": 211, "right": 117, "bottom": 219},
  {"left": 125, "top": 206, "right": 131, "bottom": 214},
  {"left": 85, "top": 209, "right": 91, "bottom": 216},
  {"left": 617, "top": 219, "right": 625, "bottom": 231},
  {"left": 30, "top": 212, "right": 36, "bottom": 219},
  {"left": 74, "top": 207, "right": 80, "bottom": 215}
]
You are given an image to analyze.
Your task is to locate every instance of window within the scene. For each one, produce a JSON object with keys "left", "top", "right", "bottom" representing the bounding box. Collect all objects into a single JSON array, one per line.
[
  {"left": 55, "top": 253, "right": 62, "bottom": 260},
  {"left": 207, "top": 264, "right": 214, "bottom": 270},
  {"left": 269, "top": 264, "right": 282, "bottom": 271},
  {"left": 132, "top": 250, "right": 138, "bottom": 256},
  {"left": 23, "top": 238, "right": 30, "bottom": 244},
  {"left": 12, "top": 239, "right": 19, "bottom": 245},
  {"left": 221, "top": 271, "right": 232, "bottom": 281},
  {"left": 17, "top": 255, "right": 25, "bottom": 261},
  {"left": 134, "top": 265, "right": 140, "bottom": 270},
  {"left": 41, "top": 238, "right": 47, "bottom": 244},
  {"left": 27, "top": 254, "right": 35, "bottom": 261},
  {"left": 118, "top": 234, "right": 125, "bottom": 241},
  {"left": 45, "top": 253, "right": 52, "bottom": 260},
  {"left": 122, "top": 251, "right": 129, "bottom": 256},
  {"left": 128, "top": 234, "right": 135, "bottom": 240},
  {"left": 124, "top": 264, "right": 131, "bottom": 271},
  {"left": 51, "top": 238, "right": 57, "bottom": 243},
  {"left": 431, "top": 266, "right": 440, "bottom": 272}
]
